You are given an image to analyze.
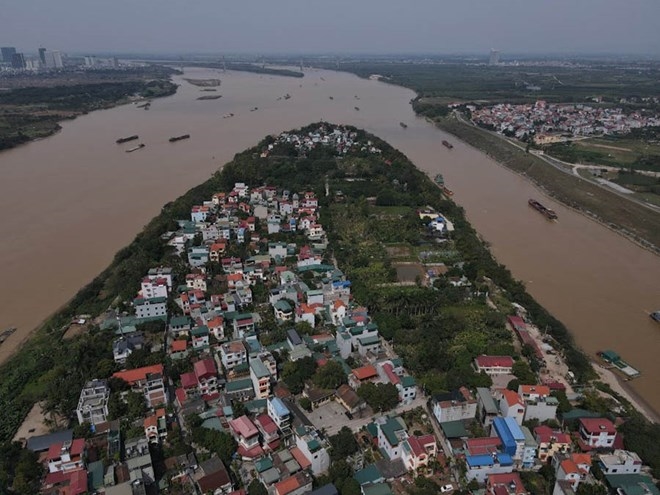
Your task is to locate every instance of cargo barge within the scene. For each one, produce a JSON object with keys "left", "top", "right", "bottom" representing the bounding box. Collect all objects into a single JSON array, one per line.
[
  {"left": 528, "top": 199, "right": 558, "bottom": 220},
  {"left": 116, "top": 135, "right": 138, "bottom": 144},
  {"left": 169, "top": 134, "right": 190, "bottom": 143},
  {"left": 126, "top": 144, "right": 145, "bottom": 153}
]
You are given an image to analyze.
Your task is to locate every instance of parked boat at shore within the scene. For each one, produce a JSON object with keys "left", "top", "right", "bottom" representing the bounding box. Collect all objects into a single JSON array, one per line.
[
  {"left": 442, "top": 140, "right": 453, "bottom": 149},
  {"left": 529, "top": 199, "right": 558, "bottom": 220},
  {"left": 126, "top": 144, "right": 145, "bottom": 153},
  {"left": 169, "top": 134, "right": 190, "bottom": 143},
  {"left": 597, "top": 350, "right": 641, "bottom": 378},
  {"left": 0, "top": 327, "right": 16, "bottom": 345},
  {"left": 116, "top": 135, "right": 138, "bottom": 144},
  {"left": 651, "top": 311, "right": 660, "bottom": 323}
]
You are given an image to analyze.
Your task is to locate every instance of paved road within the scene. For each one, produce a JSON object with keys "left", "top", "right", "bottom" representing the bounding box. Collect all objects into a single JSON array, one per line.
[{"left": 452, "top": 112, "right": 660, "bottom": 213}]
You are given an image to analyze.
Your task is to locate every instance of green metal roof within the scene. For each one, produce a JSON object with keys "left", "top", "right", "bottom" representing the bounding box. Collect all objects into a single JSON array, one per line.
[
  {"left": 605, "top": 474, "right": 660, "bottom": 495},
  {"left": 225, "top": 378, "right": 253, "bottom": 392},
  {"left": 363, "top": 482, "right": 392, "bottom": 495},
  {"left": 439, "top": 420, "right": 469, "bottom": 439},
  {"left": 358, "top": 335, "right": 380, "bottom": 346},
  {"left": 380, "top": 417, "right": 405, "bottom": 447},
  {"left": 254, "top": 457, "right": 273, "bottom": 473},
  {"left": 170, "top": 316, "right": 191, "bottom": 326},
  {"left": 307, "top": 439, "right": 321, "bottom": 452},
  {"left": 191, "top": 325, "right": 209, "bottom": 336},
  {"left": 401, "top": 376, "right": 416, "bottom": 388},
  {"left": 354, "top": 464, "right": 383, "bottom": 486}
]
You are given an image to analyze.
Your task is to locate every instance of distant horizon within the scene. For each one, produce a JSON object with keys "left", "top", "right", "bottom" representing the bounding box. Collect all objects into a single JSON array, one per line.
[
  {"left": 3, "top": 1, "right": 659, "bottom": 57},
  {"left": 7, "top": 49, "right": 660, "bottom": 62}
]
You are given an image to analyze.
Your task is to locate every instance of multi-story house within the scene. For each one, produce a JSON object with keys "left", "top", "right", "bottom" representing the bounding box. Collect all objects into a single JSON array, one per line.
[
  {"left": 499, "top": 389, "right": 526, "bottom": 426},
  {"left": 294, "top": 425, "right": 330, "bottom": 475},
  {"left": 134, "top": 297, "right": 167, "bottom": 319},
  {"left": 599, "top": 450, "right": 642, "bottom": 475},
  {"left": 140, "top": 277, "right": 169, "bottom": 299},
  {"left": 267, "top": 397, "right": 292, "bottom": 433},
  {"left": 220, "top": 340, "right": 247, "bottom": 370},
  {"left": 432, "top": 387, "right": 477, "bottom": 424},
  {"left": 250, "top": 358, "right": 271, "bottom": 399},
  {"left": 534, "top": 425, "right": 571, "bottom": 462},
  {"left": 47, "top": 439, "right": 86, "bottom": 473},
  {"left": 578, "top": 418, "right": 616, "bottom": 449},
  {"left": 76, "top": 379, "right": 110, "bottom": 426},
  {"left": 230, "top": 415, "right": 263, "bottom": 459},
  {"left": 194, "top": 358, "right": 218, "bottom": 397}
]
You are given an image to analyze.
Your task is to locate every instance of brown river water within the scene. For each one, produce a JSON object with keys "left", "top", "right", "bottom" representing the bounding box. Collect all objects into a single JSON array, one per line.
[{"left": 1, "top": 67, "right": 659, "bottom": 416}]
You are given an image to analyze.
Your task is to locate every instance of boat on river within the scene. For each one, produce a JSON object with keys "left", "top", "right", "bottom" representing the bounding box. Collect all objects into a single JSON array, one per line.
[
  {"left": 651, "top": 311, "right": 660, "bottom": 323},
  {"left": 169, "top": 134, "right": 190, "bottom": 143},
  {"left": 442, "top": 140, "right": 453, "bottom": 149},
  {"left": 400, "top": 122, "right": 408, "bottom": 129},
  {"left": 354, "top": 107, "right": 360, "bottom": 111},
  {"left": 116, "top": 135, "right": 138, "bottom": 144},
  {"left": 529, "top": 199, "right": 558, "bottom": 220},
  {"left": 126, "top": 144, "right": 145, "bottom": 153},
  {"left": 0, "top": 327, "right": 16, "bottom": 344}
]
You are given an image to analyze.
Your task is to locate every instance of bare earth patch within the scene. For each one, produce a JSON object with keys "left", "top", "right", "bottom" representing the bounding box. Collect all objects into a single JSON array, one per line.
[{"left": 12, "top": 402, "right": 51, "bottom": 443}]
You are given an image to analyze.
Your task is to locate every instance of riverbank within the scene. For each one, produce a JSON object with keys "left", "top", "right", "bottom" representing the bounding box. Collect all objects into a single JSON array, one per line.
[
  {"left": 0, "top": 70, "right": 178, "bottom": 152},
  {"left": 434, "top": 114, "right": 660, "bottom": 255}
]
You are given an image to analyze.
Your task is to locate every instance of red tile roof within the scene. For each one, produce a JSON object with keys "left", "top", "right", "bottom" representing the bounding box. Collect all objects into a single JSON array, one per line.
[
  {"left": 275, "top": 475, "right": 301, "bottom": 495},
  {"left": 382, "top": 362, "right": 400, "bottom": 385},
  {"left": 502, "top": 389, "right": 524, "bottom": 407},
  {"left": 534, "top": 425, "right": 571, "bottom": 444},
  {"left": 466, "top": 437, "right": 502, "bottom": 455},
  {"left": 197, "top": 469, "right": 231, "bottom": 493},
  {"left": 171, "top": 340, "right": 188, "bottom": 352},
  {"left": 289, "top": 446, "right": 312, "bottom": 470},
  {"left": 181, "top": 371, "right": 198, "bottom": 389},
  {"left": 255, "top": 414, "right": 279, "bottom": 435},
  {"left": 475, "top": 355, "right": 514, "bottom": 369},
  {"left": 519, "top": 384, "right": 550, "bottom": 397},
  {"left": 352, "top": 365, "right": 378, "bottom": 381},
  {"left": 579, "top": 418, "right": 616, "bottom": 434},
  {"left": 230, "top": 416, "right": 258, "bottom": 438},
  {"left": 113, "top": 364, "right": 164, "bottom": 386},
  {"left": 194, "top": 358, "right": 217, "bottom": 380}
]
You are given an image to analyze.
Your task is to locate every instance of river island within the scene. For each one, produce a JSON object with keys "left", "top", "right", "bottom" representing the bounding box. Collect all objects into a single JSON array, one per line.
[{"left": 1, "top": 122, "right": 659, "bottom": 494}]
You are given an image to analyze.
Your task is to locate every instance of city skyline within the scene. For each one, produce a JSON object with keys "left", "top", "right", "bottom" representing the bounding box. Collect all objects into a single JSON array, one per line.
[{"left": 2, "top": 0, "right": 660, "bottom": 56}]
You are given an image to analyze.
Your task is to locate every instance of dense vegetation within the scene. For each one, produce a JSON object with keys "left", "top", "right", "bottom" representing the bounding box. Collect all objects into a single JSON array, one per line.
[
  {"left": 312, "top": 61, "right": 660, "bottom": 106},
  {"left": 0, "top": 73, "right": 177, "bottom": 151}
]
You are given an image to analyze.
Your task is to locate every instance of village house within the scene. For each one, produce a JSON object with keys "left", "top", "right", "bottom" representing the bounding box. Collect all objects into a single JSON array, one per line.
[
  {"left": 578, "top": 418, "right": 616, "bottom": 449},
  {"left": 432, "top": 387, "right": 477, "bottom": 423},
  {"left": 474, "top": 355, "right": 514, "bottom": 375},
  {"left": 220, "top": 340, "right": 248, "bottom": 370},
  {"left": 134, "top": 296, "right": 167, "bottom": 319},
  {"left": 46, "top": 439, "right": 86, "bottom": 473},
  {"left": 76, "top": 379, "right": 110, "bottom": 426}
]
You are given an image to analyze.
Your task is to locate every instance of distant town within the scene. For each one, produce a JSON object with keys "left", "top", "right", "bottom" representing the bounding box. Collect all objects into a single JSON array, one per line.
[
  {"left": 1, "top": 45, "right": 120, "bottom": 71},
  {"left": 468, "top": 101, "right": 660, "bottom": 144}
]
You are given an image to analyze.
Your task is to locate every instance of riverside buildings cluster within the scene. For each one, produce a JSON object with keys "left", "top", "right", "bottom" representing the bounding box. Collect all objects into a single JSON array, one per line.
[
  {"left": 17, "top": 125, "right": 659, "bottom": 495},
  {"left": 470, "top": 100, "right": 660, "bottom": 144}
]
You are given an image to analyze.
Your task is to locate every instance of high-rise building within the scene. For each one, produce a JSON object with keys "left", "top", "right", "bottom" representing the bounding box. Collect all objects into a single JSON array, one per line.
[
  {"left": 1, "top": 46, "right": 17, "bottom": 63},
  {"left": 38, "top": 47, "right": 47, "bottom": 66},
  {"left": 84, "top": 56, "right": 97, "bottom": 67},
  {"left": 489, "top": 49, "right": 500, "bottom": 66},
  {"left": 11, "top": 53, "right": 26, "bottom": 69},
  {"left": 44, "top": 50, "right": 63, "bottom": 69}
]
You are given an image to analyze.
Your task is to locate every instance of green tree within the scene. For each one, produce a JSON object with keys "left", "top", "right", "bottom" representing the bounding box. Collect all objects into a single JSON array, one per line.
[
  {"left": 329, "top": 427, "right": 359, "bottom": 461},
  {"left": 576, "top": 483, "right": 607, "bottom": 495},
  {"left": 282, "top": 356, "right": 317, "bottom": 394},
  {"left": 313, "top": 361, "right": 347, "bottom": 390},
  {"left": 248, "top": 479, "right": 268, "bottom": 495},
  {"left": 357, "top": 382, "right": 399, "bottom": 412},
  {"left": 299, "top": 397, "right": 312, "bottom": 411},
  {"left": 338, "top": 478, "right": 361, "bottom": 495},
  {"left": 512, "top": 360, "right": 536, "bottom": 384}
]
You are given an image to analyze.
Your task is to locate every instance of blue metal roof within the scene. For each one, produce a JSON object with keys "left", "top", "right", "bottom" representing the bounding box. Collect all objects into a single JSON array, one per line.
[
  {"left": 504, "top": 417, "right": 525, "bottom": 441},
  {"left": 493, "top": 417, "right": 517, "bottom": 456},
  {"left": 466, "top": 455, "right": 495, "bottom": 467},
  {"left": 269, "top": 397, "right": 290, "bottom": 417}
]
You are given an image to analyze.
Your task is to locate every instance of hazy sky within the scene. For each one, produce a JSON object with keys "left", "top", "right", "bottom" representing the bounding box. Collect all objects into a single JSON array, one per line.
[{"left": 3, "top": 0, "right": 660, "bottom": 56}]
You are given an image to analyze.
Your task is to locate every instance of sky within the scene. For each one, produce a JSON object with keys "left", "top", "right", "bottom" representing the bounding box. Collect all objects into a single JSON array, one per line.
[{"left": 3, "top": 0, "right": 660, "bottom": 56}]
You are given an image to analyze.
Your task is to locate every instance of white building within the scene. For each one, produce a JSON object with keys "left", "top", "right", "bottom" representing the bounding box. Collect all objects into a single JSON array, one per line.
[
  {"left": 220, "top": 340, "right": 247, "bottom": 370},
  {"left": 294, "top": 425, "right": 330, "bottom": 475},
  {"left": 76, "top": 379, "right": 110, "bottom": 426},
  {"left": 134, "top": 297, "right": 167, "bottom": 319},
  {"left": 432, "top": 387, "right": 477, "bottom": 423},
  {"left": 599, "top": 450, "right": 642, "bottom": 475}
]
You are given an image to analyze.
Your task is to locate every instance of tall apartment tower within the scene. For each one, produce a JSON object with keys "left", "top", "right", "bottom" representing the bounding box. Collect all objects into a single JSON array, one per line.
[
  {"left": 489, "top": 49, "right": 500, "bottom": 66},
  {"left": 11, "top": 53, "right": 26, "bottom": 69},
  {"left": 38, "top": 47, "right": 47, "bottom": 66},
  {"left": 1, "top": 46, "right": 17, "bottom": 63}
]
